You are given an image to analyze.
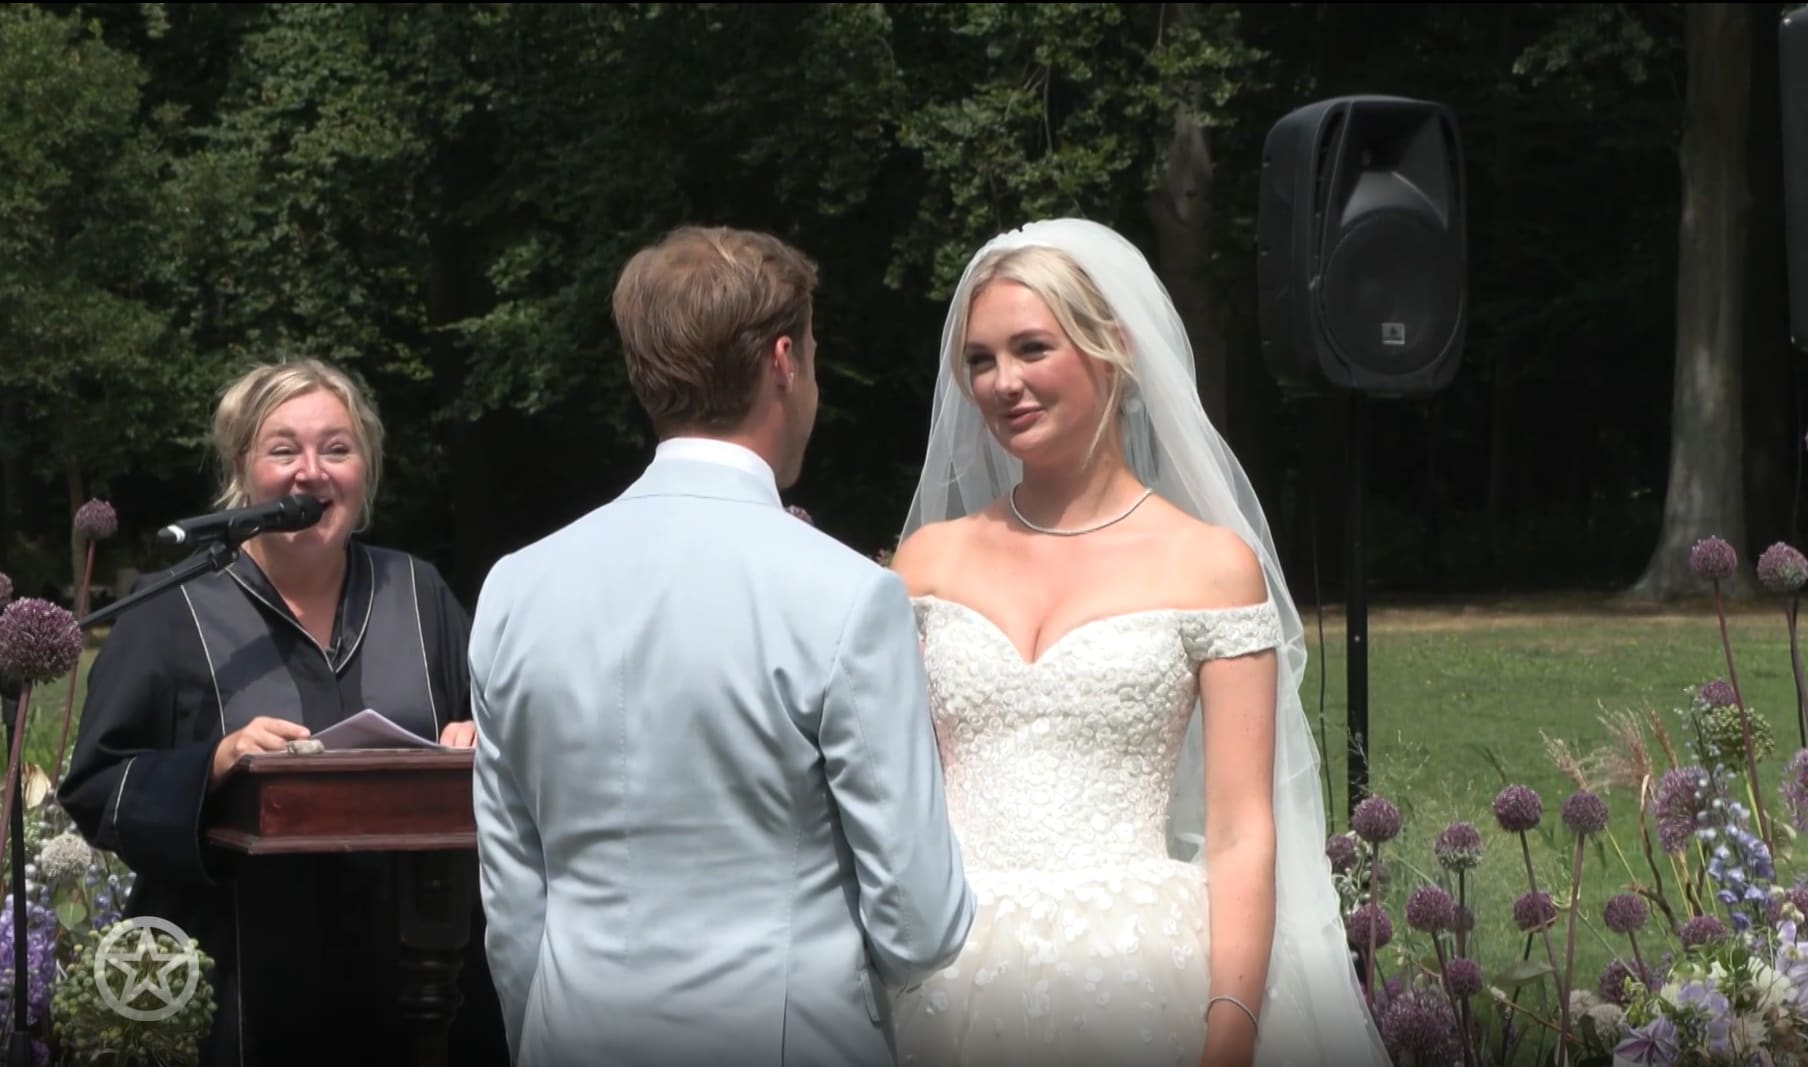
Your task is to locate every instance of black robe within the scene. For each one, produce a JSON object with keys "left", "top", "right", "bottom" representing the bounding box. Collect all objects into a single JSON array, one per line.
[{"left": 57, "top": 541, "right": 508, "bottom": 1067}]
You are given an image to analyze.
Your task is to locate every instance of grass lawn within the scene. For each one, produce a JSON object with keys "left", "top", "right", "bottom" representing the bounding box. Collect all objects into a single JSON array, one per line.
[{"left": 1298, "top": 593, "right": 1808, "bottom": 1056}]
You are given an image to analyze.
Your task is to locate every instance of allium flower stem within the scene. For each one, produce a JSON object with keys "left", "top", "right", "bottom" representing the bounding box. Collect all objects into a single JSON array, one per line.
[
  {"left": 1426, "top": 932, "right": 1476, "bottom": 1067},
  {"left": 1559, "top": 834, "right": 1587, "bottom": 1059},
  {"left": 1625, "top": 931, "right": 1649, "bottom": 996},
  {"left": 1518, "top": 832, "right": 1569, "bottom": 1067},
  {"left": 1713, "top": 581, "right": 1746, "bottom": 711},
  {"left": 1456, "top": 870, "right": 1468, "bottom": 960},
  {"left": 50, "top": 541, "right": 96, "bottom": 786},
  {"left": 1364, "top": 842, "right": 1380, "bottom": 998},
  {"left": 1789, "top": 595, "right": 1807, "bottom": 749},
  {"left": 1712, "top": 579, "right": 1775, "bottom": 849},
  {"left": 0, "top": 687, "right": 32, "bottom": 879}
]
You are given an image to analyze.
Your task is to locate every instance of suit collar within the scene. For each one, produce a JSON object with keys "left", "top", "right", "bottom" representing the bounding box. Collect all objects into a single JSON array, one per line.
[{"left": 622, "top": 453, "right": 785, "bottom": 509}]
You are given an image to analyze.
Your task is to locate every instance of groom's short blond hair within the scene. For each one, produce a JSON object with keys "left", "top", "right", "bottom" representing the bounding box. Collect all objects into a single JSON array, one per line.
[{"left": 613, "top": 225, "right": 818, "bottom": 437}]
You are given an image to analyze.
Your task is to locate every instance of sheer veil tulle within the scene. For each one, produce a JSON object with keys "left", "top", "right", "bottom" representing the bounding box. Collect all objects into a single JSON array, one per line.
[{"left": 898, "top": 218, "right": 1391, "bottom": 1065}]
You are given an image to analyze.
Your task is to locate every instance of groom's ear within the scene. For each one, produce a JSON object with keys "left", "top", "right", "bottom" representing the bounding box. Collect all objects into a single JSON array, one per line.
[{"left": 770, "top": 335, "right": 798, "bottom": 389}]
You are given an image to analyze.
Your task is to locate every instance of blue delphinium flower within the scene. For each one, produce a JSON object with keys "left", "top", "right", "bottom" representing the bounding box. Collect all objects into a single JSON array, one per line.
[
  {"left": 0, "top": 893, "right": 59, "bottom": 1027},
  {"left": 1614, "top": 1015, "right": 1679, "bottom": 1066}
]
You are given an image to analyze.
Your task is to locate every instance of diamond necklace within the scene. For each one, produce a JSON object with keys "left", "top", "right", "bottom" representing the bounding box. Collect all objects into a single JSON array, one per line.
[{"left": 1008, "top": 485, "right": 1154, "bottom": 537}]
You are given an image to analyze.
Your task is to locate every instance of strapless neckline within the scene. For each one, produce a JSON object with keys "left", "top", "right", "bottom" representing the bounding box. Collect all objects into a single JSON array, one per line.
[{"left": 910, "top": 594, "right": 1274, "bottom": 668}]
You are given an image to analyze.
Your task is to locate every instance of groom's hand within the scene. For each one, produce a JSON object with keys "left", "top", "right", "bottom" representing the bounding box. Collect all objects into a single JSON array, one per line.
[{"left": 439, "top": 721, "right": 477, "bottom": 748}]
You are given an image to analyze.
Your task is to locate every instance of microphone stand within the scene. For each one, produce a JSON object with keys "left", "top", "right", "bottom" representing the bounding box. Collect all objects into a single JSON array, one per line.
[
  {"left": 1, "top": 533, "right": 245, "bottom": 1065},
  {"left": 78, "top": 539, "right": 242, "bottom": 631}
]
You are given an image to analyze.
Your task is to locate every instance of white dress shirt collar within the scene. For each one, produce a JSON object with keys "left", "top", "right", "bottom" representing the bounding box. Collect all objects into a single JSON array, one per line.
[{"left": 655, "top": 437, "right": 781, "bottom": 504}]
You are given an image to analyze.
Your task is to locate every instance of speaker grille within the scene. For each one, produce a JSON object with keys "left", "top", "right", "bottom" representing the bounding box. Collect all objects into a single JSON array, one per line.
[{"left": 1319, "top": 211, "right": 1462, "bottom": 377}]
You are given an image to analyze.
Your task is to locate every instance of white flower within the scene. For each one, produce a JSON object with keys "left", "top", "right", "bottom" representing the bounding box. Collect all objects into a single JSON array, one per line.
[
  {"left": 1582, "top": 1003, "right": 1626, "bottom": 1036},
  {"left": 36, "top": 830, "right": 93, "bottom": 884},
  {"left": 1749, "top": 960, "right": 1794, "bottom": 1014}
]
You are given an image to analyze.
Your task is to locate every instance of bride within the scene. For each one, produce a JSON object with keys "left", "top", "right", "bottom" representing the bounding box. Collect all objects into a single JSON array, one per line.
[{"left": 887, "top": 218, "right": 1392, "bottom": 1067}]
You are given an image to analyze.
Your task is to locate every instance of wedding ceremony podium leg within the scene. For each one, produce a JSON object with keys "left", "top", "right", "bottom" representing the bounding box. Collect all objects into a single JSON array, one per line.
[
  {"left": 204, "top": 749, "right": 483, "bottom": 1067},
  {"left": 397, "top": 849, "right": 478, "bottom": 1067}
]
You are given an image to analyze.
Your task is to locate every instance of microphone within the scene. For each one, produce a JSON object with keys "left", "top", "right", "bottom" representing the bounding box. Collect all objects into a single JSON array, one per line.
[{"left": 157, "top": 494, "right": 326, "bottom": 546}]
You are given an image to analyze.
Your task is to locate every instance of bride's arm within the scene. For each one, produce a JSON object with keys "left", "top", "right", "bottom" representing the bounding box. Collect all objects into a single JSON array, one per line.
[{"left": 1190, "top": 531, "right": 1279, "bottom": 1067}]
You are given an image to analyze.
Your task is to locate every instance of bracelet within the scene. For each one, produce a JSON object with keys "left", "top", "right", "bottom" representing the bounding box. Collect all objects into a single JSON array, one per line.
[{"left": 1207, "top": 994, "right": 1260, "bottom": 1035}]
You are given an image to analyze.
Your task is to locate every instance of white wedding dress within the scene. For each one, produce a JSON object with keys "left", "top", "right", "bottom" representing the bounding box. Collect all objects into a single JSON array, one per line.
[{"left": 892, "top": 593, "right": 1357, "bottom": 1067}]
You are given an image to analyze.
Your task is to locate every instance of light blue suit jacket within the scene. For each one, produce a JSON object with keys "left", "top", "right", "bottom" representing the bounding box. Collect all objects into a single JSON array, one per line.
[{"left": 469, "top": 453, "right": 974, "bottom": 1067}]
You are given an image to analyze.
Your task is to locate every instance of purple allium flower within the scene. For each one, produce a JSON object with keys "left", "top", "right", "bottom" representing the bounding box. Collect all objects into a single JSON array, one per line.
[
  {"left": 0, "top": 571, "right": 10, "bottom": 609},
  {"left": 1493, "top": 784, "right": 1543, "bottom": 833},
  {"left": 1433, "top": 822, "right": 1483, "bottom": 873},
  {"left": 1513, "top": 890, "right": 1558, "bottom": 933},
  {"left": 785, "top": 504, "right": 814, "bottom": 526},
  {"left": 1379, "top": 988, "right": 1459, "bottom": 1065},
  {"left": 1678, "top": 914, "right": 1729, "bottom": 949},
  {"left": 72, "top": 498, "right": 117, "bottom": 542},
  {"left": 0, "top": 598, "right": 82, "bottom": 685},
  {"left": 1405, "top": 885, "right": 1456, "bottom": 932},
  {"left": 1562, "top": 790, "right": 1610, "bottom": 836},
  {"left": 1597, "top": 958, "right": 1649, "bottom": 1006},
  {"left": 1326, "top": 833, "right": 1358, "bottom": 874},
  {"left": 1351, "top": 796, "right": 1402, "bottom": 845},
  {"left": 1651, "top": 767, "right": 1709, "bottom": 854},
  {"left": 1603, "top": 893, "right": 1650, "bottom": 935},
  {"left": 1697, "top": 678, "right": 1738, "bottom": 708},
  {"left": 1346, "top": 904, "right": 1393, "bottom": 951},
  {"left": 1689, "top": 536, "right": 1738, "bottom": 582},
  {"left": 1443, "top": 958, "right": 1484, "bottom": 999},
  {"left": 1759, "top": 543, "right": 1808, "bottom": 593},
  {"left": 1783, "top": 750, "right": 1808, "bottom": 836}
]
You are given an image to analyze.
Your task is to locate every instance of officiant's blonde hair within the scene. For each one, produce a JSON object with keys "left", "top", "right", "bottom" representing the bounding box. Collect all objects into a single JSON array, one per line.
[
  {"left": 613, "top": 224, "right": 818, "bottom": 436},
  {"left": 210, "top": 358, "right": 386, "bottom": 530}
]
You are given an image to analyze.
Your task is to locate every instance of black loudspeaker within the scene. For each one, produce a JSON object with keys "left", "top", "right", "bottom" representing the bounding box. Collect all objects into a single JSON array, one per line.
[
  {"left": 1258, "top": 96, "right": 1468, "bottom": 395},
  {"left": 1784, "top": 7, "right": 1808, "bottom": 350}
]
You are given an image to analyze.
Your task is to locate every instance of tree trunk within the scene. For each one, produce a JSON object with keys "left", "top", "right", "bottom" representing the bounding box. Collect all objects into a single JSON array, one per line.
[
  {"left": 1145, "top": 96, "right": 1228, "bottom": 434},
  {"left": 1630, "top": 2, "right": 1755, "bottom": 600}
]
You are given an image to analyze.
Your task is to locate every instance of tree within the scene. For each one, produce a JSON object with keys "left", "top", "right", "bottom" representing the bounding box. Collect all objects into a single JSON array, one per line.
[
  {"left": 0, "top": 5, "right": 200, "bottom": 595},
  {"left": 1631, "top": 3, "right": 1756, "bottom": 598}
]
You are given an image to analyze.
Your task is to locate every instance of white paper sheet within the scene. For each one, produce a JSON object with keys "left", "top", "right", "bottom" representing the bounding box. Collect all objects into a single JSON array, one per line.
[{"left": 311, "top": 708, "right": 446, "bottom": 751}]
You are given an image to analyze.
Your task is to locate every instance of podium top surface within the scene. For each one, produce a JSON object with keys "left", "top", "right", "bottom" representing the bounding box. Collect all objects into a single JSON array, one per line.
[{"left": 229, "top": 748, "right": 475, "bottom": 777}]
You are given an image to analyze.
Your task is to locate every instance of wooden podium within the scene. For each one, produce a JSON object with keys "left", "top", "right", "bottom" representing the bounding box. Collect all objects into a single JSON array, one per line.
[{"left": 204, "top": 748, "right": 480, "bottom": 1067}]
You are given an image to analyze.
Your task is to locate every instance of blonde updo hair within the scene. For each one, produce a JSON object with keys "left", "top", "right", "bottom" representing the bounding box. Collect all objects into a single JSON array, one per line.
[
  {"left": 210, "top": 358, "right": 385, "bottom": 531},
  {"left": 946, "top": 244, "right": 1136, "bottom": 460}
]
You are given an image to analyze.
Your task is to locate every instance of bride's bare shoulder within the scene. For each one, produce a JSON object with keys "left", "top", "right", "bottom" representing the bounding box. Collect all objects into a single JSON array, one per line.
[
  {"left": 890, "top": 509, "right": 1001, "bottom": 597},
  {"left": 1157, "top": 510, "right": 1269, "bottom": 609}
]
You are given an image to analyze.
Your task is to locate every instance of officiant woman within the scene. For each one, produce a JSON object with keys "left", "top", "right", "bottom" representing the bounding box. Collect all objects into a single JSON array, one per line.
[{"left": 58, "top": 358, "right": 506, "bottom": 1066}]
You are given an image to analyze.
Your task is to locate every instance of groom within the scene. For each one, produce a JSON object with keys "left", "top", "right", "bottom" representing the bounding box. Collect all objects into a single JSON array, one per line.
[{"left": 469, "top": 224, "right": 975, "bottom": 1067}]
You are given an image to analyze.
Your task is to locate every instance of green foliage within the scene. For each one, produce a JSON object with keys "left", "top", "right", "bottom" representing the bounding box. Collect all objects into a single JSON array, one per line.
[
  {"left": 1512, "top": 3, "right": 1674, "bottom": 89},
  {"left": 0, "top": 5, "right": 213, "bottom": 488},
  {"left": 886, "top": 3, "right": 1263, "bottom": 295}
]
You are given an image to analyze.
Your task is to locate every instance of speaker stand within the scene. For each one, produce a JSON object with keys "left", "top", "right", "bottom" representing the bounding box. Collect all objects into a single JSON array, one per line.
[{"left": 1346, "top": 392, "right": 1370, "bottom": 820}]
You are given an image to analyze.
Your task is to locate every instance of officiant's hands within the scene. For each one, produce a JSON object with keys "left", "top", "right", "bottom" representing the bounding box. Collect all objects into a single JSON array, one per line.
[
  {"left": 439, "top": 721, "right": 476, "bottom": 748},
  {"left": 208, "top": 716, "right": 312, "bottom": 788}
]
